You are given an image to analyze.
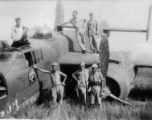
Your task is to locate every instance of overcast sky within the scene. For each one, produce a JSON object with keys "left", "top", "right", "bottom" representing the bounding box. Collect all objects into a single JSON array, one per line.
[{"left": 0, "top": 0, "right": 152, "bottom": 52}]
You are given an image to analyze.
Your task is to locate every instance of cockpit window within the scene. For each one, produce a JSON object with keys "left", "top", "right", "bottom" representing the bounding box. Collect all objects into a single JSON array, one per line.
[
  {"left": 0, "top": 74, "right": 7, "bottom": 99},
  {"left": 24, "top": 52, "right": 33, "bottom": 67},
  {"left": 0, "top": 52, "right": 23, "bottom": 61},
  {"left": 28, "top": 27, "right": 54, "bottom": 40},
  {"left": 33, "top": 33, "right": 53, "bottom": 39}
]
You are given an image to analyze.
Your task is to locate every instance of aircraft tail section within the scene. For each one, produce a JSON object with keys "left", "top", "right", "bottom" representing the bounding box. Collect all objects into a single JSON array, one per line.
[
  {"left": 146, "top": 4, "right": 152, "bottom": 41},
  {"left": 101, "top": 4, "right": 152, "bottom": 41},
  {"left": 54, "top": 0, "right": 64, "bottom": 29}
]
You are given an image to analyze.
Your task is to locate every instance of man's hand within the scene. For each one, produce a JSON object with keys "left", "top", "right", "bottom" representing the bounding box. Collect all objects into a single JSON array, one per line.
[
  {"left": 96, "top": 31, "right": 100, "bottom": 36},
  {"left": 61, "top": 82, "right": 65, "bottom": 86},
  {"left": 82, "top": 19, "right": 86, "bottom": 27},
  {"left": 75, "top": 27, "right": 79, "bottom": 31},
  {"left": 32, "top": 65, "right": 37, "bottom": 69},
  {"left": 88, "top": 87, "right": 91, "bottom": 92},
  {"left": 86, "top": 30, "right": 89, "bottom": 36}
]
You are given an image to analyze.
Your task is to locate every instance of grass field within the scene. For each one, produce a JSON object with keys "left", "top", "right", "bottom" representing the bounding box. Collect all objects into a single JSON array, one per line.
[
  {"left": 5, "top": 99, "right": 152, "bottom": 120},
  {"left": 4, "top": 68, "right": 152, "bottom": 120}
]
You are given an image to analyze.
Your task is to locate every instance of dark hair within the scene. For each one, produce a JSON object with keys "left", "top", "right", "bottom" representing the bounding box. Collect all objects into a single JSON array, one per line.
[
  {"left": 15, "top": 17, "right": 21, "bottom": 21},
  {"left": 90, "top": 13, "right": 94, "bottom": 16},
  {"left": 73, "top": 11, "right": 78, "bottom": 14}
]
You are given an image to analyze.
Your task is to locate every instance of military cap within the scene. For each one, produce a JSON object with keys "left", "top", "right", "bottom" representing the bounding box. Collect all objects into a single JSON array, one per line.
[
  {"left": 92, "top": 63, "right": 98, "bottom": 68},
  {"left": 52, "top": 62, "right": 58, "bottom": 66}
]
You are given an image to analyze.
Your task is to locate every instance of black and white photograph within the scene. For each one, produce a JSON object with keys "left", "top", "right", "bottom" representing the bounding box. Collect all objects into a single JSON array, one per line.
[{"left": 0, "top": 0, "right": 151, "bottom": 119}]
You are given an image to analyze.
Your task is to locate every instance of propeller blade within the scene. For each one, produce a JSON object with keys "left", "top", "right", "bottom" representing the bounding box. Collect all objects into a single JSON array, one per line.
[{"left": 109, "top": 93, "right": 132, "bottom": 106}]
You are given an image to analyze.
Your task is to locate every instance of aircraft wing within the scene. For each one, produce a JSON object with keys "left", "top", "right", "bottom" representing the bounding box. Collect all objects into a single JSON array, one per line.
[
  {"left": 103, "top": 28, "right": 147, "bottom": 33},
  {"left": 57, "top": 25, "right": 74, "bottom": 29},
  {"left": 56, "top": 25, "right": 147, "bottom": 32},
  {"left": 59, "top": 52, "right": 99, "bottom": 65}
]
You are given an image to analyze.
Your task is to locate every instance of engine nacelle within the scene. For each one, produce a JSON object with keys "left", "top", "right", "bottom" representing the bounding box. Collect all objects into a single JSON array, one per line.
[{"left": 106, "top": 63, "right": 134, "bottom": 100}]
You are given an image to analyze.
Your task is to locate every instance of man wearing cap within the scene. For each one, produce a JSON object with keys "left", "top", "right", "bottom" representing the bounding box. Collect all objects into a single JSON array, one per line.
[
  {"left": 61, "top": 11, "right": 87, "bottom": 54},
  {"left": 72, "top": 62, "right": 89, "bottom": 104},
  {"left": 88, "top": 63, "right": 105, "bottom": 108},
  {"left": 87, "top": 13, "right": 99, "bottom": 53},
  {"left": 51, "top": 63, "right": 67, "bottom": 106},
  {"left": 8, "top": 17, "right": 28, "bottom": 47}
]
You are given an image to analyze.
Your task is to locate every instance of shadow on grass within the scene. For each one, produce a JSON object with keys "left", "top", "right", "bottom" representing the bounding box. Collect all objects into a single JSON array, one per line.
[{"left": 129, "top": 87, "right": 152, "bottom": 101}]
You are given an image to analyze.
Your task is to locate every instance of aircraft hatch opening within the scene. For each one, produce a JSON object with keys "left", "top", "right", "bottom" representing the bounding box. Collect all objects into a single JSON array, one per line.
[
  {"left": 0, "top": 74, "right": 7, "bottom": 99},
  {"left": 60, "top": 64, "right": 91, "bottom": 100},
  {"left": 60, "top": 64, "right": 79, "bottom": 99}
]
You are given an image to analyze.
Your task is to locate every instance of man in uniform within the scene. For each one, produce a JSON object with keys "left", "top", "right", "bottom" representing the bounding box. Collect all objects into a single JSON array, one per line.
[
  {"left": 87, "top": 13, "right": 99, "bottom": 53},
  {"left": 51, "top": 63, "right": 67, "bottom": 106},
  {"left": 88, "top": 63, "right": 105, "bottom": 108},
  {"left": 9, "top": 18, "right": 28, "bottom": 47},
  {"left": 61, "top": 11, "right": 87, "bottom": 54},
  {"left": 72, "top": 62, "right": 89, "bottom": 104}
]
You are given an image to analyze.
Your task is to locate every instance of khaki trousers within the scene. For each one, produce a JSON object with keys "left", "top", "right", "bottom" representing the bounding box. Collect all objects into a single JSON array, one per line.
[
  {"left": 76, "top": 87, "right": 86, "bottom": 104},
  {"left": 90, "top": 86, "right": 101, "bottom": 105},
  {"left": 75, "top": 28, "right": 86, "bottom": 51},
  {"left": 88, "top": 35, "right": 98, "bottom": 52},
  {"left": 51, "top": 84, "right": 64, "bottom": 105}
]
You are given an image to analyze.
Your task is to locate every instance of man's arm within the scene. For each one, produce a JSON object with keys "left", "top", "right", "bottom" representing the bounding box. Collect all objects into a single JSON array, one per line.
[
  {"left": 23, "top": 26, "right": 28, "bottom": 31},
  {"left": 32, "top": 67, "right": 53, "bottom": 84},
  {"left": 86, "top": 22, "right": 89, "bottom": 36},
  {"left": 70, "top": 19, "right": 79, "bottom": 31},
  {"left": 60, "top": 21, "right": 70, "bottom": 26},
  {"left": 96, "top": 20, "right": 99, "bottom": 35},
  {"left": 33, "top": 67, "right": 51, "bottom": 74},
  {"left": 87, "top": 77, "right": 91, "bottom": 92},
  {"left": 60, "top": 71, "right": 67, "bottom": 85},
  {"left": 11, "top": 27, "right": 15, "bottom": 39},
  {"left": 85, "top": 69, "right": 90, "bottom": 81},
  {"left": 100, "top": 73, "right": 105, "bottom": 83},
  {"left": 54, "top": 21, "right": 70, "bottom": 31},
  {"left": 23, "top": 26, "right": 28, "bottom": 30},
  {"left": 72, "top": 71, "right": 78, "bottom": 82},
  {"left": 99, "top": 73, "right": 106, "bottom": 96},
  {"left": 80, "top": 19, "right": 86, "bottom": 27},
  {"left": 23, "top": 26, "right": 28, "bottom": 35}
]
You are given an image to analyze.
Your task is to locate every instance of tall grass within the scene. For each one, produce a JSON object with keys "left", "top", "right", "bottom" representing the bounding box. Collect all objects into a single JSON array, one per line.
[
  {"left": 4, "top": 67, "right": 152, "bottom": 119},
  {"left": 5, "top": 99, "right": 152, "bottom": 120}
]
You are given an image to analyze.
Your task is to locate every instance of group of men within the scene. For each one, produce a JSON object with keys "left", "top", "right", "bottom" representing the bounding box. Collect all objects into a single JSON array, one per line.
[
  {"left": 8, "top": 16, "right": 104, "bottom": 108},
  {"left": 9, "top": 11, "right": 100, "bottom": 54},
  {"left": 45, "top": 62, "right": 105, "bottom": 108},
  {"left": 61, "top": 11, "right": 100, "bottom": 54}
]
